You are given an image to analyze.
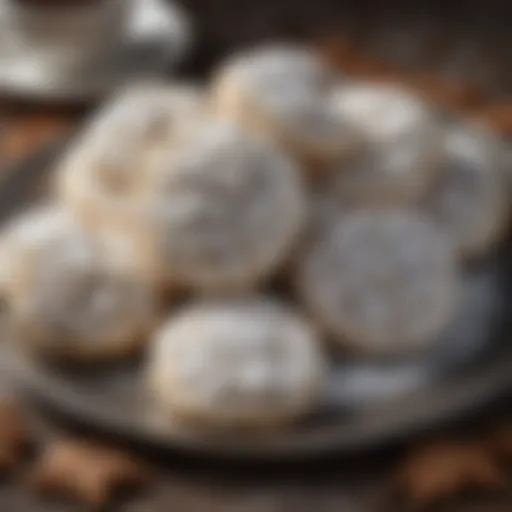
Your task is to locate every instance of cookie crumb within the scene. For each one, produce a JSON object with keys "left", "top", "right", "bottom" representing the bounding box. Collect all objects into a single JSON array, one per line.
[
  {"left": 28, "top": 438, "right": 152, "bottom": 508},
  {"left": 392, "top": 439, "right": 505, "bottom": 508}
]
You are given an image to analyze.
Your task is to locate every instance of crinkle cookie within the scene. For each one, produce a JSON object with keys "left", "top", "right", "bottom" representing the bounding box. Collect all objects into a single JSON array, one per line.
[
  {"left": 56, "top": 83, "right": 204, "bottom": 232},
  {"left": 422, "top": 124, "right": 509, "bottom": 259},
  {"left": 211, "top": 44, "right": 359, "bottom": 171},
  {"left": 329, "top": 83, "right": 442, "bottom": 207},
  {"left": 0, "top": 206, "right": 158, "bottom": 362},
  {"left": 297, "top": 210, "right": 460, "bottom": 356},
  {"left": 146, "top": 297, "right": 326, "bottom": 430},
  {"left": 141, "top": 119, "right": 307, "bottom": 293}
]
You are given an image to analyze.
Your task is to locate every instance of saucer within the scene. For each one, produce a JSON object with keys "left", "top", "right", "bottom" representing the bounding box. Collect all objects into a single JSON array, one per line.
[{"left": 0, "top": 0, "right": 193, "bottom": 103}]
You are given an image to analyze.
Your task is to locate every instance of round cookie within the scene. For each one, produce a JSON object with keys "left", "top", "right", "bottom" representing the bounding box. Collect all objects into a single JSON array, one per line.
[
  {"left": 211, "top": 44, "right": 359, "bottom": 172},
  {"left": 146, "top": 297, "right": 326, "bottom": 430},
  {"left": 0, "top": 206, "right": 85, "bottom": 302},
  {"left": 142, "top": 118, "right": 307, "bottom": 293},
  {"left": 56, "top": 82, "right": 204, "bottom": 233},
  {"left": 329, "top": 83, "right": 442, "bottom": 207},
  {"left": 1, "top": 206, "right": 158, "bottom": 362},
  {"left": 297, "top": 210, "right": 460, "bottom": 356},
  {"left": 422, "top": 123, "right": 509, "bottom": 259}
]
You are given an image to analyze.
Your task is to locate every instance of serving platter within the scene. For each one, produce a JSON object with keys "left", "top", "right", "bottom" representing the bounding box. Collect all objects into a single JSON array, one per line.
[{"left": 1, "top": 136, "right": 512, "bottom": 460}]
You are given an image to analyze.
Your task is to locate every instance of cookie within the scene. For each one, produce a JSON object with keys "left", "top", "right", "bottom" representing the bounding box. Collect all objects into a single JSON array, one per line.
[
  {"left": 0, "top": 206, "right": 78, "bottom": 302},
  {"left": 297, "top": 210, "right": 460, "bottom": 356},
  {"left": 141, "top": 119, "right": 307, "bottom": 293},
  {"left": 328, "top": 83, "right": 442, "bottom": 207},
  {"left": 56, "top": 83, "right": 204, "bottom": 233},
  {"left": 1, "top": 206, "right": 158, "bottom": 362},
  {"left": 422, "top": 124, "right": 509, "bottom": 259},
  {"left": 211, "top": 44, "right": 359, "bottom": 172},
  {"left": 146, "top": 297, "right": 326, "bottom": 430},
  {"left": 28, "top": 439, "right": 152, "bottom": 508}
]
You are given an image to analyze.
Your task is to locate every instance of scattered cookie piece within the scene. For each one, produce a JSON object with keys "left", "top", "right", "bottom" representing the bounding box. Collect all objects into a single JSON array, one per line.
[
  {"left": 0, "top": 397, "right": 31, "bottom": 472},
  {"left": 28, "top": 439, "right": 152, "bottom": 508},
  {"left": 393, "top": 440, "right": 504, "bottom": 508}
]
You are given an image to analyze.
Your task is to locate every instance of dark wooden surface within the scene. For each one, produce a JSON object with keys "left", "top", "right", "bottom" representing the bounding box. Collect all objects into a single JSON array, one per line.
[
  {"left": 0, "top": 106, "right": 72, "bottom": 170},
  {"left": 0, "top": 388, "right": 511, "bottom": 512},
  {"left": 0, "top": 394, "right": 510, "bottom": 512}
]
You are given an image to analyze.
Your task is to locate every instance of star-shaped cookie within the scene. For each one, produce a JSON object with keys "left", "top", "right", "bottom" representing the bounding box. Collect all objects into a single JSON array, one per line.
[
  {"left": 394, "top": 439, "right": 505, "bottom": 508},
  {"left": 28, "top": 438, "right": 152, "bottom": 509}
]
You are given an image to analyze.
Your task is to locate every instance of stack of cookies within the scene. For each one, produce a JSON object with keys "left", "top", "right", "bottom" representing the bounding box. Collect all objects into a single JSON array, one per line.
[{"left": 1, "top": 44, "right": 509, "bottom": 431}]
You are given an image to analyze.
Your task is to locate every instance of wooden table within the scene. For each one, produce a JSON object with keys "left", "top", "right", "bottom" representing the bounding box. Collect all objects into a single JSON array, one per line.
[
  {"left": 0, "top": 105, "right": 76, "bottom": 169},
  {"left": 0, "top": 108, "right": 511, "bottom": 512}
]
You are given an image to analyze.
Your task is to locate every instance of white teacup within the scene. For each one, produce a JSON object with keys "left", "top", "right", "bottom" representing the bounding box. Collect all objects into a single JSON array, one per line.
[{"left": 0, "top": 0, "right": 128, "bottom": 73}]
